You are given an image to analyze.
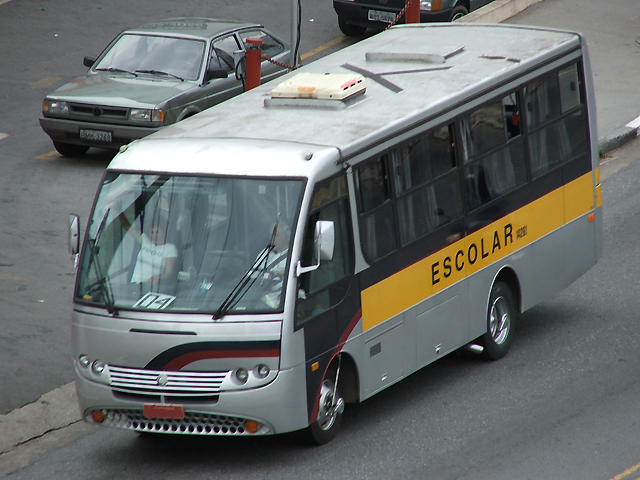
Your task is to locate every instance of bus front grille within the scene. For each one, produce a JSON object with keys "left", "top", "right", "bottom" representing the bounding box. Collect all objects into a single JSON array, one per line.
[
  {"left": 91, "top": 409, "right": 271, "bottom": 435},
  {"left": 109, "top": 366, "right": 228, "bottom": 396}
]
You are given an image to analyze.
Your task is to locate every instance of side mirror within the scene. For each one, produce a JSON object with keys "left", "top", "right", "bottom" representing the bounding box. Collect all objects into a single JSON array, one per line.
[
  {"left": 83, "top": 56, "right": 96, "bottom": 68},
  {"left": 296, "top": 220, "right": 335, "bottom": 276},
  {"left": 316, "top": 220, "right": 335, "bottom": 261},
  {"left": 204, "top": 68, "right": 228, "bottom": 83},
  {"left": 69, "top": 214, "right": 80, "bottom": 267}
]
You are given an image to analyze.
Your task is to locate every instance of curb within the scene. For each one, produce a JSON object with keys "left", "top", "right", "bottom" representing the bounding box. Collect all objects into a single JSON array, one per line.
[
  {"left": 599, "top": 126, "right": 639, "bottom": 156},
  {"left": 458, "top": 0, "right": 545, "bottom": 23},
  {"left": 0, "top": 382, "right": 80, "bottom": 455}
]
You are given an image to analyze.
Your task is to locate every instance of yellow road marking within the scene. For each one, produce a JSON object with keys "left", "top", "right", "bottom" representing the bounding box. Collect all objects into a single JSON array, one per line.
[
  {"left": 29, "top": 76, "right": 62, "bottom": 89},
  {"left": 609, "top": 462, "right": 640, "bottom": 480},
  {"left": 301, "top": 36, "right": 349, "bottom": 61},
  {"left": 0, "top": 272, "right": 27, "bottom": 282},
  {"left": 35, "top": 150, "right": 59, "bottom": 159}
]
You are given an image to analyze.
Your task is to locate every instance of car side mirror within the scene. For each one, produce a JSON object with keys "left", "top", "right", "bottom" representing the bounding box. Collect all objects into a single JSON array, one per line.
[
  {"left": 204, "top": 68, "right": 228, "bottom": 83},
  {"left": 296, "top": 220, "right": 335, "bottom": 276},
  {"left": 83, "top": 56, "right": 96, "bottom": 68},
  {"left": 69, "top": 214, "right": 80, "bottom": 268}
]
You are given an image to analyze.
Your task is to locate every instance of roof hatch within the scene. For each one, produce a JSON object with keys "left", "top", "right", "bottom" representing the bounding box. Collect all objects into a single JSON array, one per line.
[{"left": 266, "top": 73, "right": 366, "bottom": 109}]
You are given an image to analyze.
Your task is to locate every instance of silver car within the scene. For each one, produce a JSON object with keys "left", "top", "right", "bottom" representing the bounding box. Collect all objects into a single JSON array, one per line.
[{"left": 39, "top": 18, "right": 290, "bottom": 157}]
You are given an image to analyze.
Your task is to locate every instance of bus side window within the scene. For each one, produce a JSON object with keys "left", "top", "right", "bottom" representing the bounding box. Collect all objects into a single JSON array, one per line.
[
  {"left": 295, "top": 176, "right": 354, "bottom": 327},
  {"left": 355, "top": 157, "right": 397, "bottom": 262},
  {"left": 462, "top": 93, "right": 527, "bottom": 210},
  {"left": 526, "top": 63, "right": 589, "bottom": 179},
  {"left": 393, "top": 124, "right": 460, "bottom": 245}
]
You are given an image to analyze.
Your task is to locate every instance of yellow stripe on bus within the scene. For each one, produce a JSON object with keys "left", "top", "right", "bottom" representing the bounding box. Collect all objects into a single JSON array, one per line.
[{"left": 361, "top": 171, "right": 596, "bottom": 332}]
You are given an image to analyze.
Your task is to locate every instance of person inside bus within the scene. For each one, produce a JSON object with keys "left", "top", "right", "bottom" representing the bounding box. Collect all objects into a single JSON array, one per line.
[
  {"left": 257, "top": 222, "right": 291, "bottom": 308},
  {"left": 118, "top": 213, "right": 178, "bottom": 285}
]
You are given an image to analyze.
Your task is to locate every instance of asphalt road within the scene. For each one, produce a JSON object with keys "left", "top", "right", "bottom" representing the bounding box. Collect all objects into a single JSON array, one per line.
[{"left": 2, "top": 0, "right": 640, "bottom": 478}]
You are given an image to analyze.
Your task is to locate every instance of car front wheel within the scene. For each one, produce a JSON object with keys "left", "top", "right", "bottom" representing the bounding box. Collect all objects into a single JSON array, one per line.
[
  {"left": 338, "top": 17, "right": 367, "bottom": 36},
  {"left": 53, "top": 141, "right": 89, "bottom": 157},
  {"left": 449, "top": 5, "right": 469, "bottom": 21}
]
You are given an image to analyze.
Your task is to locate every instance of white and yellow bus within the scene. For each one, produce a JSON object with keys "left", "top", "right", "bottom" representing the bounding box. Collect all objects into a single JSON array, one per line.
[{"left": 69, "top": 22, "right": 602, "bottom": 444}]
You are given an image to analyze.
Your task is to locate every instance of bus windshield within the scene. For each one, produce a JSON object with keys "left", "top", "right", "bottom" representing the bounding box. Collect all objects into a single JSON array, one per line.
[{"left": 75, "top": 172, "right": 303, "bottom": 316}]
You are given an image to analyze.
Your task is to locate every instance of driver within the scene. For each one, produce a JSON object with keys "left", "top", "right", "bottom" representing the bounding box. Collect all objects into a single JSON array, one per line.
[{"left": 119, "top": 213, "right": 178, "bottom": 285}]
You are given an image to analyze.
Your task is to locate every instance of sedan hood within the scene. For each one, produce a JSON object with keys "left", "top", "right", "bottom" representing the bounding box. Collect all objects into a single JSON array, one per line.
[{"left": 47, "top": 72, "right": 196, "bottom": 108}]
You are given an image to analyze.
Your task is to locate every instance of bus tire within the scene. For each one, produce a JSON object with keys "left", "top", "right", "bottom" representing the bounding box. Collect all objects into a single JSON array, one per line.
[
  {"left": 304, "top": 366, "right": 344, "bottom": 445},
  {"left": 479, "top": 281, "right": 516, "bottom": 360}
]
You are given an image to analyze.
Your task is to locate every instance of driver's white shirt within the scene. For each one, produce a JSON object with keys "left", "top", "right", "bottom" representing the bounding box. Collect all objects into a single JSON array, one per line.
[{"left": 131, "top": 233, "right": 178, "bottom": 283}]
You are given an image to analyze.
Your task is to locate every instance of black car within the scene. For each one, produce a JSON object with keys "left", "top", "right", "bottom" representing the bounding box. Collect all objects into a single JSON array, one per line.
[{"left": 333, "top": 0, "right": 496, "bottom": 36}]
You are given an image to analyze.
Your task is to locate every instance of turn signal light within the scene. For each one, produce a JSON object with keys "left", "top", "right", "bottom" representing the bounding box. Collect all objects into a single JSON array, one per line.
[
  {"left": 91, "top": 410, "right": 105, "bottom": 423},
  {"left": 244, "top": 420, "right": 259, "bottom": 434}
]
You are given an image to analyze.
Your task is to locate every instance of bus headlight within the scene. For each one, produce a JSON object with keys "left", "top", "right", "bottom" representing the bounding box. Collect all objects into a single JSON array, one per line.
[
  {"left": 254, "top": 364, "right": 270, "bottom": 379},
  {"left": 92, "top": 360, "right": 106, "bottom": 375},
  {"left": 78, "top": 354, "right": 91, "bottom": 369},
  {"left": 234, "top": 368, "right": 249, "bottom": 384}
]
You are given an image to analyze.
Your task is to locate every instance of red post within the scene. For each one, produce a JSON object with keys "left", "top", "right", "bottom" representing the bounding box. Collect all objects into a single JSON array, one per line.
[
  {"left": 245, "top": 37, "right": 263, "bottom": 92},
  {"left": 406, "top": 0, "right": 420, "bottom": 24}
]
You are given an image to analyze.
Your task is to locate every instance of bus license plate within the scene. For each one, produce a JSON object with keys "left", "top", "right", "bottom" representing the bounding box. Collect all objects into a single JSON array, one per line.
[
  {"left": 368, "top": 9, "right": 396, "bottom": 23},
  {"left": 143, "top": 404, "right": 185, "bottom": 419},
  {"left": 79, "top": 128, "right": 112, "bottom": 143}
]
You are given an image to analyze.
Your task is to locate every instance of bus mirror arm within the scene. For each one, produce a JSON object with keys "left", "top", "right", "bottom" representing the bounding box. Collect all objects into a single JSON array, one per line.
[
  {"left": 296, "top": 220, "right": 335, "bottom": 277},
  {"left": 69, "top": 214, "right": 80, "bottom": 268}
]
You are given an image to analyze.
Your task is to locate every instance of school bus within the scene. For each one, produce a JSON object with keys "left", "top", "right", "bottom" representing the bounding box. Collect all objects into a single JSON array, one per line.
[{"left": 69, "top": 22, "right": 602, "bottom": 444}]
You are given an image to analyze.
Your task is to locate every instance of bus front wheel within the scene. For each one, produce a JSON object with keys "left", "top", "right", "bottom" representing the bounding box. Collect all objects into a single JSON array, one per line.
[
  {"left": 479, "top": 281, "right": 516, "bottom": 360},
  {"left": 305, "top": 366, "right": 344, "bottom": 445}
]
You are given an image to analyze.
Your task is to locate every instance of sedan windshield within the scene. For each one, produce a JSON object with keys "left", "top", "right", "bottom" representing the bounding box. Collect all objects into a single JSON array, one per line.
[
  {"left": 95, "top": 34, "right": 206, "bottom": 81},
  {"left": 76, "top": 173, "right": 303, "bottom": 316}
]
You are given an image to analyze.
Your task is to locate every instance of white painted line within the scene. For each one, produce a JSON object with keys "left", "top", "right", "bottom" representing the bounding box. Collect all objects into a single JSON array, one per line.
[
  {"left": 0, "top": 133, "right": 8, "bottom": 141},
  {"left": 625, "top": 115, "right": 640, "bottom": 130}
]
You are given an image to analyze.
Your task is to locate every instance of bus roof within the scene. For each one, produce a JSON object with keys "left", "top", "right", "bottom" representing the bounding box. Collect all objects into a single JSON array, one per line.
[{"left": 112, "top": 23, "right": 583, "bottom": 176}]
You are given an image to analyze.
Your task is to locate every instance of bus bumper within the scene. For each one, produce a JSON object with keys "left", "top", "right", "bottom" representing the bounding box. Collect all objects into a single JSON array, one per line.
[{"left": 74, "top": 363, "right": 309, "bottom": 436}]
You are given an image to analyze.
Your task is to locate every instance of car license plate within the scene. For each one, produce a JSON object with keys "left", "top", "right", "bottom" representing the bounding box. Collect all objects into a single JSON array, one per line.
[
  {"left": 368, "top": 9, "right": 396, "bottom": 23},
  {"left": 143, "top": 404, "right": 185, "bottom": 419},
  {"left": 79, "top": 128, "right": 112, "bottom": 143}
]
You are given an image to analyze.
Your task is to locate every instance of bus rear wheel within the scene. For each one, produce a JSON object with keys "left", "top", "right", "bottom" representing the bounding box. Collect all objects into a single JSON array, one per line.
[
  {"left": 479, "top": 281, "right": 516, "bottom": 360},
  {"left": 305, "top": 366, "right": 344, "bottom": 445}
]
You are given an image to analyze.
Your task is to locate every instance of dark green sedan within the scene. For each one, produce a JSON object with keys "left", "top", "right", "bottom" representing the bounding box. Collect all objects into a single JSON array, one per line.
[{"left": 40, "top": 18, "right": 290, "bottom": 157}]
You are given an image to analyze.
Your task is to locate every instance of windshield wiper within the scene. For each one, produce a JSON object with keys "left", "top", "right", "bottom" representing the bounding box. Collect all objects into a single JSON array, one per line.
[
  {"left": 213, "top": 220, "right": 279, "bottom": 320},
  {"left": 96, "top": 67, "right": 138, "bottom": 77},
  {"left": 135, "top": 69, "right": 184, "bottom": 81},
  {"left": 85, "top": 208, "right": 117, "bottom": 315}
]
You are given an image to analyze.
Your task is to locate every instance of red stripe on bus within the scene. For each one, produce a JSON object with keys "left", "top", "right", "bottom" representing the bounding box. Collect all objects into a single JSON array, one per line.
[
  {"left": 164, "top": 349, "right": 280, "bottom": 370},
  {"left": 309, "top": 309, "right": 362, "bottom": 425}
]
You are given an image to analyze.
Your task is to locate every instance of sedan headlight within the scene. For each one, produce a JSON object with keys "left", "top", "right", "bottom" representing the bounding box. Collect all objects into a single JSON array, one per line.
[
  {"left": 130, "top": 108, "right": 151, "bottom": 121},
  {"left": 42, "top": 99, "right": 69, "bottom": 115},
  {"left": 130, "top": 108, "right": 164, "bottom": 122}
]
